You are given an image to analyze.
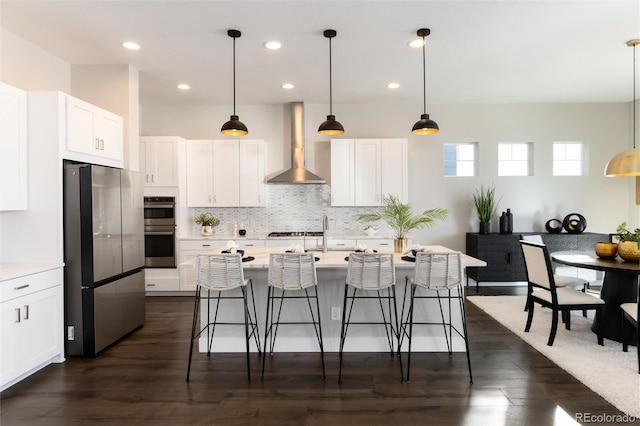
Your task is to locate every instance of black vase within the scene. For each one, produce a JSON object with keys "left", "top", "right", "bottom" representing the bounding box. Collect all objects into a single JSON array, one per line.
[
  {"left": 479, "top": 222, "right": 491, "bottom": 234},
  {"left": 499, "top": 212, "right": 509, "bottom": 234}
]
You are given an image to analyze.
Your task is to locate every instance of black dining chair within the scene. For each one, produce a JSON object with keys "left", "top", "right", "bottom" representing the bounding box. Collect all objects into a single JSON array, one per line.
[
  {"left": 621, "top": 290, "right": 639, "bottom": 374},
  {"left": 520, "top": 240, "right": 605, "bottom": 346}
]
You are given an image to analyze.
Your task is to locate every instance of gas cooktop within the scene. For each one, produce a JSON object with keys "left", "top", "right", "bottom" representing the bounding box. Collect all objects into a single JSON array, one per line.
[{"left": 268, "top": 231, "right": 324, "bottom": 237}]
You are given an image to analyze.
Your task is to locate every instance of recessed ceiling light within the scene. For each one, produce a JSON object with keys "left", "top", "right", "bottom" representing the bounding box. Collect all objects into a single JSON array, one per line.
[
  {"left": 282, "top": 83, "right": 295, "bottom": 90},
  {"left": 387, "top": 83, "right": 400, "bottom": 89},
  {"left": 177, "top": 84, "right": 190, "bottom": 90},
  {"left": 409, "top": 39, "right": 424, "bottom": 48},
  {"left": 265, "top": 41, "right": 282, "bottom": 50},
  {"left": 122, "top": 41, "right": 140, "bottom": 50}
]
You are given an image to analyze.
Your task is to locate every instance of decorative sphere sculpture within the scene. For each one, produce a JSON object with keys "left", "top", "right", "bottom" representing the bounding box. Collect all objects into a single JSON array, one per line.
[
  {"left": 562, "top": 213, "right": 587, "bottom": 234},
  {"left": 545, "top": 219, "right": 563, "bottom": 234}
]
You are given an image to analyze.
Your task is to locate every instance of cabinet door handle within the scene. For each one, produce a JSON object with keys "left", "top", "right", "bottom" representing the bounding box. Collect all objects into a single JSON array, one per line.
[
  {"left": 146, "top": 283, "right": 156, "bottom": 287},
  {"left": 151, "top": 174, "right": 155, "bottom": 183},
  {"left": 23, "top": 305, "right": 29, "bottom": 320},
  {"left": 14, "top": 284, "right": 30, "bottom": 290},
  {"left": 146, "top": 174, "right": 150, "bottom": 183},
  {"left": 202, "top": 244, "right": 211, "bottom": 247},
  {"left": 100, "top": 139, "right": 105, "bottom": 150},
  {"left": 95, "top": 138, "right": 100, "bottom": 149},
  {"left": 15, "top": 308, "right": 21, "bottom": 323},
  {"left": 505, "top": 253, "right": 512, "bottom": 263}
]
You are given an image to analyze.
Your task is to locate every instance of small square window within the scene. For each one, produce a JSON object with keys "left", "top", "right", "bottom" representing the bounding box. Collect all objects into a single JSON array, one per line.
[
  {"left": 498, "top": 142, "right": 532, "bottom": 176},
  {"left": 443, "top": 143, "right": 478, "bottom": 177},
  {"left": 553, "top": 142, "right": 584, "bottom": 176}
]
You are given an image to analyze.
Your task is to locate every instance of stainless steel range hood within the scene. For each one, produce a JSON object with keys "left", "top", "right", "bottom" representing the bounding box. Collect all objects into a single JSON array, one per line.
[{"left": 267, "top": 102, "right": 326, "bottom": 184}]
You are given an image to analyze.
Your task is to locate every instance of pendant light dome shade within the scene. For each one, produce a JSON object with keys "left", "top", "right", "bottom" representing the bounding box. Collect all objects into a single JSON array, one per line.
[
  {"left": 221, "top": 115, "right": 248, "bottom": 136},
  {"left": 604, "top": 148, "right": 640, "bottom": 177},
  {"left": 412, "top": 28, "right": 439, "bottom": 135},
  {"left": 412, "top": 113, "right": 439, "bottom": 135},
  {"left": 604, "top": 39, "right": 640, "bottom": 176},
  {"left": 221, "top": 29, "right": 248, "bottom": 136},
  {"left": 319, "top": 29, "right": 344, "bottom": 135},
  {"left": 318, "top": 114, "right": 344, "bottom": 135}
]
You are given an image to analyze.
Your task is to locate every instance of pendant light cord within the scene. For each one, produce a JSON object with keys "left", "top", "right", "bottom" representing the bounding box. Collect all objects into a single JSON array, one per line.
[
  {"left": 422, "top": 35, "right": 427, "bottom": 115},
  {"left": 329, "top": 35, "right": 333, "bottom": 116},
  {"left": 232, "top": 35, "right": 237, "bottom": 116},
  {"left": 634, "top": 42, "right": 637, "bottom": 149}
]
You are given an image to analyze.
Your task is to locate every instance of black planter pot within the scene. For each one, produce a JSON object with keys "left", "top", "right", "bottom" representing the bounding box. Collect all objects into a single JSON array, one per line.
[{"left": 479, "top": 222, "right": 491, "bottom": 234}]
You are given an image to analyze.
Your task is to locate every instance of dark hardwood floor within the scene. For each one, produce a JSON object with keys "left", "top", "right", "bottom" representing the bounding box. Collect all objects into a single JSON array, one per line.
[{"left": 0, "top": 287, "right": 627, "bottom": 425}]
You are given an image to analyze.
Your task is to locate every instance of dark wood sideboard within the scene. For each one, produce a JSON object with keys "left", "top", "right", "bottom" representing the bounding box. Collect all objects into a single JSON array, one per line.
[{"left": 465, "top": 232, "right": 610, "bottom": 292}]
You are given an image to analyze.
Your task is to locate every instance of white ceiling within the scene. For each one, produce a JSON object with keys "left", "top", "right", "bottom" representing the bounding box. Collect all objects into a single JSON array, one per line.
[{"left": 1, "top": 0, "right": 639, "bottom": 107}]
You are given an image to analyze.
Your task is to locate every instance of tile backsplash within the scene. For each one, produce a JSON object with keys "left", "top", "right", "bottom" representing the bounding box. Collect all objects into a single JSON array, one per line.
[{"left": 192, "top": 185, "right": 390, "bottom": 236}]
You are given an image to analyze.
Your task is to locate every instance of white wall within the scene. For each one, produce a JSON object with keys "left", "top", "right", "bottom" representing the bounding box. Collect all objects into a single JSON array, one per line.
[
  {"left": 0, "top": 28, "right": 70, "bottom": 92},
  {"left": 142, "top": 101, "right": 636, "bottom": 252},
  {"left": 71, "top": 64, "right": 140, "bottom": 170}
]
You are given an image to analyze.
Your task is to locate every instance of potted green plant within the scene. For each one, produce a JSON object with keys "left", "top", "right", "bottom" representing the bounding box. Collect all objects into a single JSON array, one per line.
[
  {"left": 356, "top": 194, "right": 449, "bottom": 253},
  {"left": 615, "top": 222, "right": 640, "bottom": 261},
  {"left": 195, "top": 213, "right": 220, "bottom": 236},
  {"left": 472, "top": 184, "right": 499, "bottom": 234}
]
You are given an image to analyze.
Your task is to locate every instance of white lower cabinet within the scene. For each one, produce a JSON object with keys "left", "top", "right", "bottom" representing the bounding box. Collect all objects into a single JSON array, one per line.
[
  {"left": 144, "top": 268, "right": 180, "bottom": 292},
  {"left": 179, "top": 239, "right": 266, "bottom": 291},
  {"left": 1, "top": 268, "right": 64, "bottom": 391}
]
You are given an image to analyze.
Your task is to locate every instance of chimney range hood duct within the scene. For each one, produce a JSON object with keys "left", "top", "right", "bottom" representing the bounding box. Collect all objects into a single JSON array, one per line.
[{"left": 268, "top": 102, "right": 326, "bottom": 184}]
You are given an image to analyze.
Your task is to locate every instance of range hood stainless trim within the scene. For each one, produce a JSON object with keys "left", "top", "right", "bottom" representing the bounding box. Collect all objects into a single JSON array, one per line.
[{"left": 267, "top": 102, "right": 326, "bottom": 184}]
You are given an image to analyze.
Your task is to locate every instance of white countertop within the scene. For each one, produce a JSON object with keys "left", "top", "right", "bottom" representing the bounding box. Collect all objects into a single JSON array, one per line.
[
  {"left": 0, "top": 263, "right": 64, "bottom": 281},
  {"left": 179, "top": 245, "right": 486, "bottom": 269},
  {"left": 179, "top": 233, "right": 398, "bottom": 241}
]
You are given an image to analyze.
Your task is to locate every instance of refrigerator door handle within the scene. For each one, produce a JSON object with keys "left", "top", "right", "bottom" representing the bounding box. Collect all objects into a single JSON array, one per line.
[{"left": 145, "top": 231, "right": 174, "bottom": 236}]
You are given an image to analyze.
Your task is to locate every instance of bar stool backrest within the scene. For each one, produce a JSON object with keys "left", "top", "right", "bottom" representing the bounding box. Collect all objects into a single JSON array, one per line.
[
  {"left": 412, "top": 252, "right": 463, "bottom": 290},
  {"left": 346, "top": 253, "right": 395, "bottom": 290},
  {"left": 196, "top": 254, "right": 246, "bottom": 291},
  {"left": 268, "top": 253, "right": 318, "bottom": 290}
]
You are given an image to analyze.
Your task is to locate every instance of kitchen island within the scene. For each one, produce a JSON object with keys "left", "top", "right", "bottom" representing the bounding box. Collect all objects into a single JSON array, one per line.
[{"left": 180, "top": 245, "right": 485, "bottom": 353}]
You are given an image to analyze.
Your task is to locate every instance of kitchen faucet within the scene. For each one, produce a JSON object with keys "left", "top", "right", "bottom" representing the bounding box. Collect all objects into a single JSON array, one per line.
[{"left": 322, "top": 214, "right": 328, "bottom": 253}]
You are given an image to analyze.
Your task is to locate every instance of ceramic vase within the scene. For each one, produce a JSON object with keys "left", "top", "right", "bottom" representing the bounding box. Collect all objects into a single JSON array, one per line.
[
  {"left": 617, "top": 241, "right": 640, "bottom": 262},
  {"left": 200, "top": 225, "right": 214, "bottom": 236}
]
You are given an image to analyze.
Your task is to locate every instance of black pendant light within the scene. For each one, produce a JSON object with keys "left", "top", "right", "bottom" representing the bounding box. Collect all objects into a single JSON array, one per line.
[
  {"left": 318, "top": 29, "right": 344, "bottom": 135},
  {"left": 221, "top": 29, "right": 248, "bottom": 136},
  {"left": 412, "top": 28, "right": 439, "bottom": 135},
  {"left": 605, "top": 39, "right": 640, "bottom": 176}
]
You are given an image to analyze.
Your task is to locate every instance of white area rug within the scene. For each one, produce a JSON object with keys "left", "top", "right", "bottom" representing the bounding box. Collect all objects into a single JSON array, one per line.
[{"left": 467, "top": 295, "right": 640, "bottom": 418}]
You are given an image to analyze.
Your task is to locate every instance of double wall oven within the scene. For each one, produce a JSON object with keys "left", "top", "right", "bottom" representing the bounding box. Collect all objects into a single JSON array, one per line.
[{"left": 143, "top": 196, "right": 176, "bottom": 267}]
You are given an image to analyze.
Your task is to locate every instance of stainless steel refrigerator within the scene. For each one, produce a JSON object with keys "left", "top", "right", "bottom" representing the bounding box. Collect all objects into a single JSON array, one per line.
[{"left": 63, "top": 162, "right": 145, "bottom": 356}]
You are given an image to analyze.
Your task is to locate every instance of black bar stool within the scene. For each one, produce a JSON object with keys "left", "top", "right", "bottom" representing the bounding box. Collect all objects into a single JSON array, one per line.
[
  {"left": 339, "top": 252, "right": 403, "bottom": 383},
  {"left": 400, "top": 251, "right": 472, "bottom": 383},
  {"left": 186, "top": 254, "right": 261, "bottom": 382},
  {"left": 261, "top": 252, "right": 325, "bottom": 380}
]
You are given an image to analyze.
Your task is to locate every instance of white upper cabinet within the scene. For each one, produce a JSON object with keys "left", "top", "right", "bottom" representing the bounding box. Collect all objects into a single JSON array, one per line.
[
  {"left": 186, "top": 139, "right": 265, "bottom": 207},
  {"left": 0, "top": 82, "right": 28, "bottom": 211},
  {"left": 65, "top": 95, "right": 123, "bottom": 164},
  {"left": 140, "top": 136, "right": 181, "bottom": 187},
  {"left": 186, "top": 140, "right": 214, "bottom": 207},
  {"left": 331, "top": 138, "right": 408, "bottom": 206},
  {"left": 330, "top": 139, "right": 355, "bottom": 206},
  {"left": 212, "top": 140, "right": 240, "bottom": 206},
  {"left": 238, "top": 139, "right": 266, "bottom": 206}
]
